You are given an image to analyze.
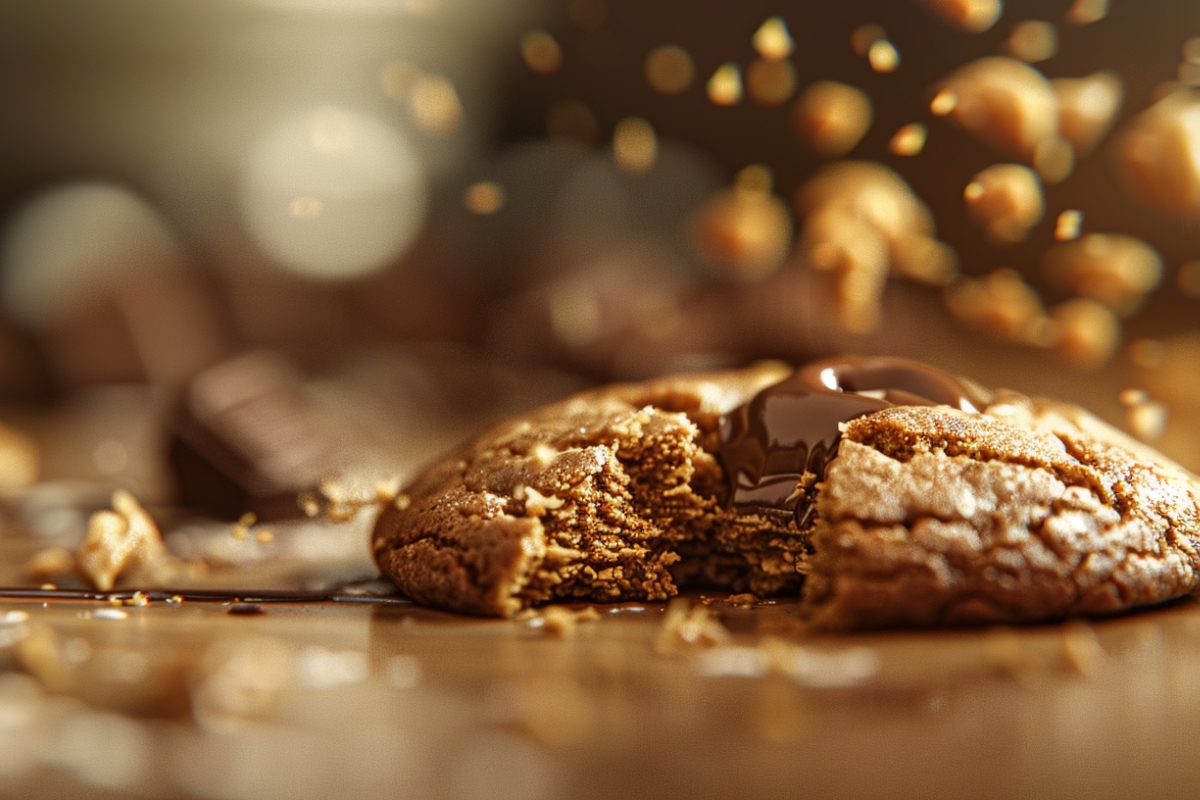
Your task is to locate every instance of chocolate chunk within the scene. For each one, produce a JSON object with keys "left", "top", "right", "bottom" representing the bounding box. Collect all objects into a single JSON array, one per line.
[{"left": 167, "top": 353, "right": 339, "bottom": 521}]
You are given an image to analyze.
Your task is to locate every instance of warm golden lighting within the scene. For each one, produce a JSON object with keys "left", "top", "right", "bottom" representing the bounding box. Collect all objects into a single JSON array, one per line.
[
  {"left": 962, "top": 164, "right": 1044, "bottom": 243},
  {"left": 867, "top": 40, "right": 900, "bottom": 73},
  {"left": 612, "top": 116, "right": 658, "bottom": 174},
  {"left": 888, "top": 123, "right": 927, "bottom": 156},
  {"left": 793, "top": 81, "right": 873, "bottom": 158},
  {"left": 735, "top": 164, "right": 774, "bottom": 194},
  {"left": 1113, "top": 92, "right": 1200, "bottom": 217},
  {"left": 1006, "top": 21, "right": 1058, "bottom": 63},
  {"left": 917, "top": 0, "right": 1003, "bottom": 33},
  {"left": 521, "top": 30, "right": 563, "bottom": 76},
  {"left": 944, "top": 268, "right": 1049, "bottom": 346},
  {"left": 408, "top": 73, "right": 463, "bottom": 136},
  {"left": 1055, "top": 209, "right": 1084, "bottom": 241},
  {"left": 1052, "top": 71, "right": 1123, "bottom": 155},
  {"left": 752, "top": 16, "right": 793, "bottom": 61},
  {"left": 707, "top": 63, "right": 743, "bottom": 106},
  {"left": 1033, "top": 136, "right": 1074, "bottom": 183},
  {"left": 644, "top": 45, "right": 695, "bottom": 95},
  {"left": 547, "top": 100, "right": 598, "bottom": 148},
  {"left": 850, "top": 24, "right": 886, "bottom": 57},
  {"left": 1044, "top": 233, "right": 1163, "bottom": 316},
  {"left": 692, "top": 177, "right": 792, "bottom": 283},
  {"left": 930, "top": 89, "right": 958, "bottom": 116},
  {"left": 1049, "top": 298, "right": 1120, "bottom": 370},
  {"left": 936, "top": 57, "right": 1058, "bottom": 160},
  {"left": 795, "top": 162, "right": 958, "bottom": 333},
  {"left": 1065, "top": 0, "right": 1109, "bottom": 26},
  {"left": 463, "top": 182, "right": 506, "bottom": 215},
  {"left": 746, "top": 59, "right": 797, "bottom": 106}
]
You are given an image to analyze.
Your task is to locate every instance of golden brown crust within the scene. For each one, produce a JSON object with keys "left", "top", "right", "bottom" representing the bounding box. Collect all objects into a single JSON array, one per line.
[
  {"left": 372, "top": 363, "right": 796, "bottom": 616},
  {"left": 802, "top": 403, "right": 1200, "bottom": 628},
  {"left": 373, "top": 363, "right": 1200, "bottom": 626}
]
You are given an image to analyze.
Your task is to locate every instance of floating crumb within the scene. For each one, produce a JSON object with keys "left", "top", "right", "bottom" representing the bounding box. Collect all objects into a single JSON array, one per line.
[
  {"left": 1055, "top": 209, "right": 1084, "bottom": 240},
  {"left": 655, "top": 599, "right": 733, "bottom": 653},
  {"left": 888, "top": 123, "right": 927, "bottom": 156}
]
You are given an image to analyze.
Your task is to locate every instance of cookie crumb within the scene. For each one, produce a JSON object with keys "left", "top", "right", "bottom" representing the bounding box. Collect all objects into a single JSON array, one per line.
[
  {"left": 77, "top": 490, "right": 168, "bottom": 592},
  {"left": 655, "top": 599, "right": 732, "bottom": 653}
]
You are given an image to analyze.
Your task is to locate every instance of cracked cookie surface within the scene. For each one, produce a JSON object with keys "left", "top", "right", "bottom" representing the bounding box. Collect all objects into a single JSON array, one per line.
[
  {"left": 804, "top": 397, "right": 1200, "bottom": 627},
  {"left": 372, "top": 363, "right": 802, "bottom": 617},
  {"left": 372, "top": 362, "right": 1200, "bottom": 626}
]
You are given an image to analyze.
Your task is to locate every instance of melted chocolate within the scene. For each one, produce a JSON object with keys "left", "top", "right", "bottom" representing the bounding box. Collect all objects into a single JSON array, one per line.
[{"left": 718, "top": 357, "right": 989, "bottom": 521}]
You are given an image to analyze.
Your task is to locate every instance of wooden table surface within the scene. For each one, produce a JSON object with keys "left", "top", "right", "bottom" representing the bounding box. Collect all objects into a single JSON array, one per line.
[{"left": 3, "top": 535, "right": 1200, "bottom": 800}]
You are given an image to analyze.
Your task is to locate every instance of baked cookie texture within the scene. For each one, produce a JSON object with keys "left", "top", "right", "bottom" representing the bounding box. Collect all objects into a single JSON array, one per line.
[{"left": 372, "top": 364, "right": 1200, "bottom": 627}]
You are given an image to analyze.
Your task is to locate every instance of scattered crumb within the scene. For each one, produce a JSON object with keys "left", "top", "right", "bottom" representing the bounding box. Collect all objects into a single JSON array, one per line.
[
  {"left": 655, "top": 599, "right": 733, "bottom": 653},
  {"left": 758, "top": 636, "right": 879, "bottom": 688},
  {"left": 77, "top": 490, "right": 168, "bottom": 592},
  {"left": 230, "top": 512, "right": 256, "bottom": 541},
  {"left": 126, "top": 591, "right": 150, "bottom": 607},
  {"left": 519, "top": 605, "right": 601, "bottom": 637}
]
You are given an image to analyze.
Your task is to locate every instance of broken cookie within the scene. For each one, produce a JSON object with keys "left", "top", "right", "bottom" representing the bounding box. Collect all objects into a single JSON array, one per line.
[{"left": 371, "top": 357, "right": 1200, "bottom": 627}]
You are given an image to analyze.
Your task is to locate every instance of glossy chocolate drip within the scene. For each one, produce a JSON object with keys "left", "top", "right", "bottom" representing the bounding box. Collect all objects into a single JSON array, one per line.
[{"left": 718, "top": 356, "right": 988, "bottom": 521}]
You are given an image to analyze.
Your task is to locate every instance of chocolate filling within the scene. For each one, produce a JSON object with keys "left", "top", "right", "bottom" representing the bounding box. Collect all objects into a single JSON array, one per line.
[{"left": 717, "top": 356, "right": 990, "bottom": 523}]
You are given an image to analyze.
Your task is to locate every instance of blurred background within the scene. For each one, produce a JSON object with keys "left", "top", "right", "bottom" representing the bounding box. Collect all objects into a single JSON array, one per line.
[
  {"left": 0, "top": 0, "right": 1198, "bottom": 516},
  {"left": 4, "top": 4, "right": 1200, "bottom": 799}
]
